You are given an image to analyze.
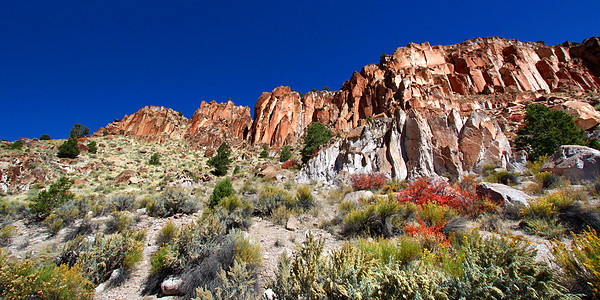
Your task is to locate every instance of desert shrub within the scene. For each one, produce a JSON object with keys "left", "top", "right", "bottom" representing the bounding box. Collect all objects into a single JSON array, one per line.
[
  {"left": 520, "top": 192, "right": 573, "bottom": 238},
  {"left": 295, "top": 186, "right": 314, "bottom": 210},
  {"left": 148, "top": 153, "right": 160, "bottom": 165},
  {"left": 0, "top": 249, "right": 94, "bottom": 299},
  {"left": 146, "top": 189, "right": 198, "bottom": 218},
  {"left": 232, "top": 166, "right": 240, "bottom": 175},
  {"left": 58, "top": 230, "right": 145, "bottom": 285},
  {"left": 437, "top": 230, "right": 567, "bottom": 299},
  {"left": 279, "top": 146, "right": 292, "bottom": 162},
  {"left": 342, "top": 197, "right": 401, "bottom": 238},
  {"left": 57, "top": 137, "right": 80, "bottom": 158},
  {"left": 374, "top": 263, "right": 448, "bottom": 300},
  {"left": 271, "top": 206, "right": 294, "bottom": 226},
  {"left": 69, "top": 123, "right": 90, "bottom": 138},
  {"left": 485, "top": 170, "right": 519, "bottom": 185},
  {"left": 357, "top": 237, "right": 422, "bottom": 266},
  {"left": 350, "top": 172, "right": 388, "bottom": 191},
  {"left": 146, "top": 216, "right": 261, "bottom": 298},
  {"left": 29, "top": 177, "right": 74, "bottom": 220},
  {"left": 281, "top": 159, "right": 298, "bottom": 169},
  {"left": 209, "top": 178, "right": 235, "bottom": 209},
  {"left": 526, "top": 154, "right": 549, "bottom": 175},
  {"left": 515, "top": 104, "right": 597, "bottom": 161},
  {"left": 259, "top": 149, "right": 268, "bottom": 159},
  {"left": 105, "top": 211, "right": 135, "bottom": 233},
  {"left": 87, "top": 141, "right": 97, "bottom": 154},
  {"left": 39, "top": 134, "right": 51, "bottom": 140},
  {"left": 0, "top": 225, "right": 16, "bottom": 247},
  {"left": 210, "top": 195, "right": 253, "bottom": 230},
  {"left": 108, "top": 194, "right": 136, "bottom": 212},
  {"left": 254, "top": 187, "right": 293, "bottom": 216},
  {"left": 300, "top": 122, "right": 332, "bottom": 163},
  {"left": 535, "top": 171, "right": 561, "bottom": 190},
  {"left": 156, "top": 220, "right": 179, "bottom": 247},
  {"left": 552, "top": 229, "right": 600, "bottom": 297},
  {"left": 382, "top": 179, "right": 402, "bottom": 193},
  {"left": 194, "top": 260, "right": 259, "bottom": 300},
  {"left": 207, "top": 142, "right": 232, "bottom": 176}
]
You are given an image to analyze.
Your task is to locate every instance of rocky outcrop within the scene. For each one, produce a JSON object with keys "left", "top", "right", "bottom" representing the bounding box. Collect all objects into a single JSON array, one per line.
[
  {"left": 94, "top": 101, "right": 252, "bottom": 148},
  {"left": 95, "top": 106, "right": 187, "bottom": 143},
  {"left": 251, "top": 37, "right": 599, "bottom": 148},
  {"left": 186, "top": 100, "right": 252, "bottom": 148},
  {"left": 0, "top": 151, "right": 48, "bottom": 194},
  {"left": 541, "top": 145, "right": 600, "bottom": 182},
  {"left": 552, "top": 100, "right": 600, "bottom": 130},
  {"left": 297, "top": 109, "right": 512, "bottom": 184},
  {"left": 476, "top": 182, "right": 531, "bottom": 214}
]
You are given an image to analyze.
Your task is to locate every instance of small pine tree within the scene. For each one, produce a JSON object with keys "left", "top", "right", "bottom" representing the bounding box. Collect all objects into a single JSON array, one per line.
[
  {"left": 280, "top": 146, "right": 292, "bottom": 162},
  {"left": 87, "top": 141, "right": 97, "bottom": 154},
  {"left": 260, "top": 144, "right": 269, "bottom": 159},
  {"left": 57, "top": 138, "right": 80, "bottom": 159},
  {"left": 39, "top": 134, "right": 51, "bottom": 140},
  {"left": 301, "top": 122, "right": 332, "bottom": 163},
  {"left": 30, "top": 177, "right": 74, "bottom": 219},
  {"left": 207, "top": 142, "right": 232, "bottom": 176},
  {"left": 515, "top": 104, "right": 597, "bottom": 161},
  {"left": 69, "top": 123, "right": 90, "bottom": 139},
  {"left": 8, "top": 140, "right": 23, "bottom": 150},
  {"left": 149, "top": 153, "right": 160, "bottom": 165},
  {"left": 209, "top": 178, "right": 235, "bottom": 208}
]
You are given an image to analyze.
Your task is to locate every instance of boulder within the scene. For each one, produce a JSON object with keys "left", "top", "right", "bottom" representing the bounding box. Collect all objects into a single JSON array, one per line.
[
  {"left": 476, "top": 182, "right": 531, "bottom": 213},
  {"left": 553, "top": 101, "right": 600, "bottom": 130},
  {"left": 114, "top": 170, "right": 137, "bottom": 183},
  {"left": 286, "top": 215, "right": 299, "bottom": 231},
  {"left": 160, "top": 276, "right": 185, "bottom": 296},
  {"left": 541, "top": 145, "right": 600, "bottom": 182},
  {"left": 342, "top": 190, "right": 375, "bottom": 204}
]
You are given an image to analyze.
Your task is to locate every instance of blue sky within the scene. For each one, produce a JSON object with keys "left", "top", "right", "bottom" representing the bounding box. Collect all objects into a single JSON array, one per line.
[{"left": 1, "top": 0, "right": 598, "bottom": 141}]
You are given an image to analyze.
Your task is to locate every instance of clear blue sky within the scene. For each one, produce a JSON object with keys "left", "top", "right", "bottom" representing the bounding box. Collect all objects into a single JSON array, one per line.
[{"left": 1, "top": 0, "right": 598, "bottom": 141}]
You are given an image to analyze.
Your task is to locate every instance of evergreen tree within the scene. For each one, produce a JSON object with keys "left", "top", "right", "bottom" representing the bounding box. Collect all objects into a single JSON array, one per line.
[
  {"left": 209, "top": 177, "right": 235, "bottom": 208},
  {"left": 57, "top": 138, "right": 80, "bottom": 158},
  {"left": 87, "top": 141, "right": 97, "bottom": 154},
  {"left": 280, "top": 145, "right": 292, "bottom": 162},
  {"left": 69, "top": 123, "right": 90, "bottom": 139},
  {"left": 207, "top": 142, "right": 232, "bottom": 176},
  {"left": 301, "top": 122, "right": 332, "bottom": 163}
]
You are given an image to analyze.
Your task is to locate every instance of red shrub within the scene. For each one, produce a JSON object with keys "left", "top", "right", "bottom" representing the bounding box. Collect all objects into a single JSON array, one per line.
[
  {"left": 403, "top": 216, "right": 449, "bottom": 247},
  {"left": 508, "top": 114, "right": 524, "bottom": 122},
  {"left": 398, "top": 177, "right": 486, "bottom": 217},
  {"left": 281, "top": 159, "right": 298, "bottom": 169},
  {"left": 350, "top": 173, "right": 388, "bottom": 190}
]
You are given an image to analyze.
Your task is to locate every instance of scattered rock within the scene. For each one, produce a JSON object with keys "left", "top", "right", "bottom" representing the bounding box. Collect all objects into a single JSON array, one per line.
[
  {"left": 263, "top": 288, "right": 276, "bottom": 300},
  {"left": 128, "top": 177, "right": 142, "bottom": 184},
  {"left": 114, "top": 170, "right": 138, "bottom": 183},
  {"left": 541, "top": 145, "right": 600, "bottom": 182},
  {"left": 342, "top": 190, "right": 375, "bottom": 204},
  {"left": 286, "top": 215, "right": 299, "bottom": 231}
]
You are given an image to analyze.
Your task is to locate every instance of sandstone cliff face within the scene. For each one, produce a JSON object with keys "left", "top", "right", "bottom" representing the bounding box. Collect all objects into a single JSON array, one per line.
[
  {"left": 94, "top": 101, "right": 252, "bottom": 148},
  {"left": 186, "top": 100, "right": 252, "bottom": 148},
  {"left": 252, "top": 37, "right": 600, "bottom": 148}
]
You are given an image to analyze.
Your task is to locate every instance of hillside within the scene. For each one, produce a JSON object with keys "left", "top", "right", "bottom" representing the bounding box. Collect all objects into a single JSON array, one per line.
[{"left": 0, "top": 36, "right": 599, "bottom": 299}]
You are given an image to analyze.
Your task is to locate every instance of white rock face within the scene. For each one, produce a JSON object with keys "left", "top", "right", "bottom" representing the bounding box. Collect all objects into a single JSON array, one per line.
[{"left": 298, "top": 109, "right": 515, "bottom": 184}]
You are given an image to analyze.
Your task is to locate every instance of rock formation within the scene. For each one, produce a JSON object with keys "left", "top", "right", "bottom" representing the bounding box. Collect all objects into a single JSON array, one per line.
[{"left": 93, "top": 36, "right": 600, "bottom": 182}]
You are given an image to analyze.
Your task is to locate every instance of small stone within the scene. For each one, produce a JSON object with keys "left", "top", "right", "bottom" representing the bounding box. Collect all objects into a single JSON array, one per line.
[{"left": 286, "top": 215, "right": 299, "bottom": 231}]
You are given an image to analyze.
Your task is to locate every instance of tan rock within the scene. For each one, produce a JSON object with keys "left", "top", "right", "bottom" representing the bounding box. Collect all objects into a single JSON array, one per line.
[{"left": 553, "top": 101, "right": 600, "bottom": 130}]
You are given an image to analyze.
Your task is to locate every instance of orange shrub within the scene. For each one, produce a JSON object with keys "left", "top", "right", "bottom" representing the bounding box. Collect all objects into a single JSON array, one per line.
[
  {"left": 398, "top": 177, "right": 491, "bottom": 217},
  {"left": 281, "top": 159, "right": 298, "bottom": 169},
  {"left": 350, "top": 173, "right": 388, "bottom": 190}
]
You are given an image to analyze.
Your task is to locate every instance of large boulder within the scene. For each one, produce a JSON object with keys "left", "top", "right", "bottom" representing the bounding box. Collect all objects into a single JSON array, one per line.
[
  {"left": 541, "top": 145, "right": 600, "bottom": 182},
  {"left": 476, "top": 182, "right": 531, "bottom": 214},
  {"left": 553, "top": 101, "right": 600, "bottom": 130}
]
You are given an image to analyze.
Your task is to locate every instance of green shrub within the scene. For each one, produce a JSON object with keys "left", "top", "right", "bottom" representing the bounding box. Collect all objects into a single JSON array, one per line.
[
  {"left": 0, "top": 249, "right": 94, "bottom": 299},
  {"left": 69, "top": 123, "right": 89, "bottom": 139},
  {"left": 29, "top": 177, "right": 74, "bottom": 220},
  {"left": 8, "top": 140, "right": 22, "bottom": 150},
  {"left": 437, "top": 230, "right": 566, "bottom": 299},
  {"left": 105, "top": 211, "right": 135, "bottom": 233},
  {"left": 87, "top": 141, "right": 97, "bottom": 154},
  {"left": 280, "top": 146, "right": 292, "bottom": 162},
  {"left": 156, "top": 220, "right": 179, "bottom": 247},
  {"left": 149, "top": 153, "right": 160, "bottom": 165},
  {"left": 357, "top": 237, "right": 422, "bottom": 266},
  {"left": 520, "top": 192, "right": 573, "bottom": 238},
  {"left": 300, "top": 122, "right": 332, "bottom": 163},
  {"left": 57, "top": 137, "right": 80, "bottom": 159},
  {"left": 485, "top": 170, "right": 519, "bottom": 185},
  {"left": 146, "top": 216, "right": 261, "bottom": 298},
  {"left": 209, "top": 178, "right": 235, "bottom": 209},
  {"left": 39, "top": 134, "right": 51, "bottom": 140},
  {"left": 259, "top": 150, "right": 268, "bottom": 158},
  {"left": 0, "top": 225, "right": 16, "bottom": 247},
  {"left": 295, "top": 186, "right": 314, "bottom": 210},
  {"left": 342, "top": 197, "right": 401, "bottom": 238},
  {"left": 552, "top": 229, "right": 600, "bottom": 297},
  {"left": 194, "top": 259, "right": 260, "bottom": 300},
  {"left": 108, "top": 194, "right": 136, "bottom": 212},
  {"left": 534, "top": 171, "right": 561, "bottom": 189},
  {"left": 254, "top": 187, "right": 292, "bottom": 216},
  {"left": 207, "top": 142, "right": 232, "bottom": 176},
  {"left": 210, "top": 195, "right": 253, "bottom": 230},
  {"left": 146, "top": 189, "right": 198, "bottom": 218},
  {"left": 515, "top": 104, "right": 596, "bottom": 161}
]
